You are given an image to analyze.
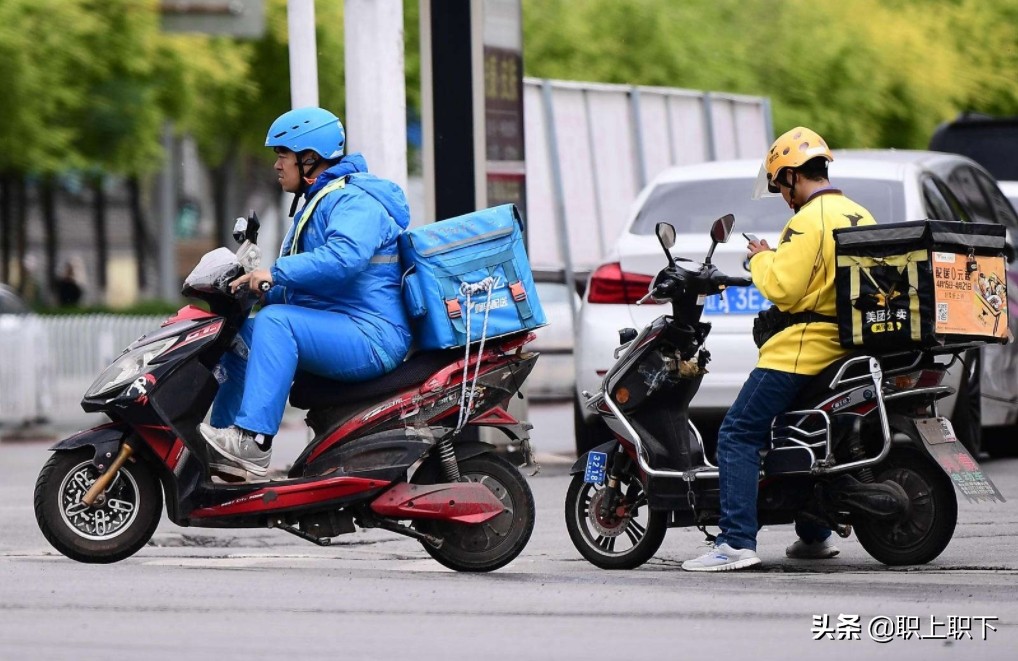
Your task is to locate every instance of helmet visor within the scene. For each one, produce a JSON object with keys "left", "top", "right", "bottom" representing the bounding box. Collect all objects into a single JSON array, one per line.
[{"left": 752, "top": 162, "right": 781, "bottom": 200}]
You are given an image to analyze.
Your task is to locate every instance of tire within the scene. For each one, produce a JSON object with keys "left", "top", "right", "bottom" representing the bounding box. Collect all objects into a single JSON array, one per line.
[
  {"left": 574, "top": 395, "right": 612, "bottom": 456},
  {"left": 853, "top": 448, "right": 957, "bottom": 566},
  {"left": 564, "top": 469, "right": 667, "bottom": 570},
  {"left": 34, "top": 448, "right": 163, "bottom": 564},
  {"left": 951, "top": 349, "right": 982, "bottom": 456},
  {"left": 412, "top": 453, "right": 535, "bottom": 572}
]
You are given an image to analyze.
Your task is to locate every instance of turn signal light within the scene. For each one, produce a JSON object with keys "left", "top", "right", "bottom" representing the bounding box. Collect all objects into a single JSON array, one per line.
[
  {"left": 587, "top": 263, "right": 656, "bottom": 305},
  {"left": 886, "top": 369, "right": 946, "bottom": 390}
]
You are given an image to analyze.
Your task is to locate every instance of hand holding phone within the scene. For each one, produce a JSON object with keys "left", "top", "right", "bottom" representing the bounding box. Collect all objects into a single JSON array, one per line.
[{"left": 742, "top": 232, "right": 759, "bottom": 243}]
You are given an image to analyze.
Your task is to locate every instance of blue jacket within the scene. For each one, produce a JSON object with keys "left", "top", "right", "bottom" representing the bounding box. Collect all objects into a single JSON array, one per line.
[{"left": 265, "top": 154, "right": 412, "bottom": 368}]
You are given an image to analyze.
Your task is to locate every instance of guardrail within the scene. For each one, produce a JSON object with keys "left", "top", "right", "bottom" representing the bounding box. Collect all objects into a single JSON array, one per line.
[{"left": 0, "top": 314, "right": 164, "bottom": 428}]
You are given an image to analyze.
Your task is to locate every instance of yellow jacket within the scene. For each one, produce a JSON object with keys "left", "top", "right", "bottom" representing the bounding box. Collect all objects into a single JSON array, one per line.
[{"left": 750, "top": 190, "right": 876, "bottom": 375}]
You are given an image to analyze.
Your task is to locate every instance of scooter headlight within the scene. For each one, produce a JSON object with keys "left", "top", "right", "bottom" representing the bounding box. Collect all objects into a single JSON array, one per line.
[{"left": 85, "top": 338, "right": 177, "bottom": 398}]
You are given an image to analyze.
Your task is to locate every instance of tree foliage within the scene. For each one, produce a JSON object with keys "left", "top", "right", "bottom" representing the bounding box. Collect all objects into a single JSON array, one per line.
[{"left": 522, "top": 0, "right": 1018, "bottom": 149}]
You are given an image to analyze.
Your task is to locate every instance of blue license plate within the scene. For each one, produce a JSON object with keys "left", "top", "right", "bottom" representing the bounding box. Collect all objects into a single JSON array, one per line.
[
  {"left": 704, "top": 285, "right": 772, "bottom": 315},
  {"left": 584, "top": 451, "right": 608, "bottom": 485}
]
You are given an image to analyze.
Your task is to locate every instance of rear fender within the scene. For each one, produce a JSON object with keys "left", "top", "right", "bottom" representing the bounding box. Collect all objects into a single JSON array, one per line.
[
  {"left": 570, "top": 440, "right": 619, "bottom": 475},
  {"left": 49, "top": 423, "right": 130, "bottom": 470}
]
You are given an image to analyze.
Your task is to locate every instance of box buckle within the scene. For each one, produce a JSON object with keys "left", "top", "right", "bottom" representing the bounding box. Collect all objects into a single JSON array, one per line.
[
  {"left": 509, "top": 282, "right": 527, "bottom": 302},
  {"left": 445, "top": 299, "right": 462, "bottom": 319}
]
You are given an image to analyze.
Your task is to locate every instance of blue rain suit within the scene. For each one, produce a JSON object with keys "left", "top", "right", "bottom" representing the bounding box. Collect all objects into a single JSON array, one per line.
[{"left": 211, "top": 154, "right": 412, "bottom": 436}]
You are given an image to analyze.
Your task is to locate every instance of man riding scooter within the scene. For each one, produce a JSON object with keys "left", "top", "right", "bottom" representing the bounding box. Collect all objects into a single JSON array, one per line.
[
  {"left": 682, "top": 127, "right": 878, "bottom": 572},
  {"left": 200, "top": 106, "right": 413, "bottom": 481}
]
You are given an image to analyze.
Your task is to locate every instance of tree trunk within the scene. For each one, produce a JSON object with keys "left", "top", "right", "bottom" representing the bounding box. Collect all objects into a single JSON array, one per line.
[
  {"left": 91, "top": 173, "right": 108, "bottom": 292},
  {"left": 41, "top": 174, "right": 58, "bottom": 293},
  {"left": 128, "top": 176, "right": 150, "bottom": 290},
  {"left": 15, "top": 174, "right": 28, "bottom": 296},
  {"left": 1, "top": 174, "right": 10, "bottom": 283}
]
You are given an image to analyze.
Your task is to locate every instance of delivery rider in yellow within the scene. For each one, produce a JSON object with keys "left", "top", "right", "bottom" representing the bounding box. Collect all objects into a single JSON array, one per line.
[{"left": 683, "top": 127, "right": 877, "bottom": 572}]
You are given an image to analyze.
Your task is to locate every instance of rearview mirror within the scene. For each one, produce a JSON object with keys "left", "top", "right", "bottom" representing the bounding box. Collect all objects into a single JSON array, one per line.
[
  {"left": 704, "top": 213, "right": 736, "bottom": 265},
  {"left": 232, "top": 217, "right": 248, "bottom": 244},
  {"left": 655, "top": 223, "right": 677, "bottom": 267},
  {"left": 710, "top": 214, "right": 735, "bottom": 243}
]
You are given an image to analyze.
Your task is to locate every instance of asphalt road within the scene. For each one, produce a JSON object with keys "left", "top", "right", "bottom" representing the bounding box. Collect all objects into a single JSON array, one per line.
[{"left": 2, "top": 403, "right": 1017, "bottom": 660}]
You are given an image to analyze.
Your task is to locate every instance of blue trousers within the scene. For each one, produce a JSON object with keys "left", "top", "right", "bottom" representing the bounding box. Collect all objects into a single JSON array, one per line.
[
  {"left": 715, "top": 367, "right": 832, "bottom": 551},
  {"left": 210, "top": 305, "right": 396, "bottom": 436}
]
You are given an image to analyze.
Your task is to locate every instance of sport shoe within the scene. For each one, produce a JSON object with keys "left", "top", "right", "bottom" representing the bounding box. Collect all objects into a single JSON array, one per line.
[
  {"left": 199, "top": 424, "right": 270, "bottom": 481},
  {"left": 681, "top": 543, "right": 761, "bottom": 572},
  {"left": 785, "top": 537, "right": 840, "bottom": 559}
]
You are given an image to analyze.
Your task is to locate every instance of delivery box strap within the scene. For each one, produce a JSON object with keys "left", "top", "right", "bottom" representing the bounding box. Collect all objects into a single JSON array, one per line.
[{"left": 836, "top": 249, "right": 928, "bottom": 269}]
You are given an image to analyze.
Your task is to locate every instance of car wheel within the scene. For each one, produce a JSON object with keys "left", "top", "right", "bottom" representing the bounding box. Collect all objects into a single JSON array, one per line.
[
  {"left": 950, "top": 349, "right": 982, "bottom": 456},
  {"left": 574, "top": 395, "right": 612, "bottom": 456}
]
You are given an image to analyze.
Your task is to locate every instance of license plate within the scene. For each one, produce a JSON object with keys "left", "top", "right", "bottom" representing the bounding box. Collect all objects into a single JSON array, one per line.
[
  {"left": 915, "top": 417, "right": 1005, "bottom": 503},
  {"left": 704, "top": 285, "right": 772, "bottom": 315},
  {"left": 584, "top": 451, "right": 608, "bottom": 485}
]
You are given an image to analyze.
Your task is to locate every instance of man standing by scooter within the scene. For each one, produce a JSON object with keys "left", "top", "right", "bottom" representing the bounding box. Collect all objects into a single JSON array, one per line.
[{"left": 682, "top": 127, "right": 876, "bottom": 571}]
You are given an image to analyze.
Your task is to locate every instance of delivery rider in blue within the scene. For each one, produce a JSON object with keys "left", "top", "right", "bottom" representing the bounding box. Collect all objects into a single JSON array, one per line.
[{"left": 199, "top": 107, "right": 412, "bottom": 481}]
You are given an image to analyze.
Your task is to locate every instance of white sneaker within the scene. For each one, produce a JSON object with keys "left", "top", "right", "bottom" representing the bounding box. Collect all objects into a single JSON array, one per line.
[
  {"left": 681, "top": 543, "right": 761, "bottom": 572},
  {"left": 785, "top": 537, "right": 840, "bottom": 559},
  {"left": 199, "top": 424, "right": 270, "bottom": 481}
]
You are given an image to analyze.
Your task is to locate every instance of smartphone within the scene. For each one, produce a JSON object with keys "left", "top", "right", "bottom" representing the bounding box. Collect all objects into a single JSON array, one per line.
[{"left": 742, "top": 232, "right": 759, "bottom": 243}]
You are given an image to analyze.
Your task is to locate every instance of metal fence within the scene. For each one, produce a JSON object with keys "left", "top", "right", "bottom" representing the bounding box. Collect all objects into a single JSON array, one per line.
[
  {"left": 523, "top": 78, "right": 772, "bottom": 296},
  {"left": 0, "top": 314, "right": 165, "bottom": 428}
]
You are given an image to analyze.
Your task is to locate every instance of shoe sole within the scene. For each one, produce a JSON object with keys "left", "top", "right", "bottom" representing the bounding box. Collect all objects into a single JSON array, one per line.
[
  {"left": 681, "top": 557, "right": 762, "bottom": 572},
  {"left": 786, "top": 548, "right": 840, "bottom": 559}
]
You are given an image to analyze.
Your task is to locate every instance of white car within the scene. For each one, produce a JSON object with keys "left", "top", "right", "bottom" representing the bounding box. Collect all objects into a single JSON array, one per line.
[{"left": 574, "top": 150, "right": 1018, "bottom": 458}]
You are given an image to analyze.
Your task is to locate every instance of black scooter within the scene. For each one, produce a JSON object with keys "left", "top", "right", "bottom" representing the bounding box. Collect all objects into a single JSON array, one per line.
[{"left": 565, "top": 215, "right": 1003, "bottom": 569}]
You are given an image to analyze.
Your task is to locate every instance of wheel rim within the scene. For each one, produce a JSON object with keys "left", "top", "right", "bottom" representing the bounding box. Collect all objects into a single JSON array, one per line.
[
  {"left": 573, "top": 475, "right": 652, "bottom": 556},
  {"left": 868, "top": 467, "right": 936, "bottom": 549},
  {"left": 429, "top": 471, "right": 517, "bottom": 553},
  {"left": 57, "top": 461, "right": 140, "bottom": 541}
]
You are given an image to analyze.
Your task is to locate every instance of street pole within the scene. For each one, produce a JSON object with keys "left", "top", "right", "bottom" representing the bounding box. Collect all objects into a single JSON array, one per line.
[
  {"left": 345, "top": 0, "right": 408, "bottom": 191},
  {"left": 158, "top": 124, "right": 176, "bottom": 301},
  {"left": 287, "top": 0, "right": 319, "bottom": 108}
]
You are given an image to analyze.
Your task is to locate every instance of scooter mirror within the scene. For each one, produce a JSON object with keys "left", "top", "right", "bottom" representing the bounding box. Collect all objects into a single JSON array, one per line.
[
  {"left": 704, "top": 214, "right": 736, "bottom": 265},
  {"left": 710, "top": 214, "right": 736, "bottom": 244},
  {"left": 232, "top": 217, "right": 249, "bottom": 245},
  {"left": 656, "top": 222, "right": 677, "bottom": 250},
  {"left": 655, "top": 223, "right": 678, "bottom": 268},
  {"left": 245, "top": 210, "right": 261, "bottom": 245}
]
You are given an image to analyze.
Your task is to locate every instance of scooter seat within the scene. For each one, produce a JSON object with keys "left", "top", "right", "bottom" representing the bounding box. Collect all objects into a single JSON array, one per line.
[{"left": 289, "top": 348, "right": 462, "bottom": 410}]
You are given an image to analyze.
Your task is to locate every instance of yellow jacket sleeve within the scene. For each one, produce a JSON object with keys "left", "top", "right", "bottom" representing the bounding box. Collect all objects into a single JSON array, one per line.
[{"left": 749, "top": 214, "right": 823, "bottom": 311}]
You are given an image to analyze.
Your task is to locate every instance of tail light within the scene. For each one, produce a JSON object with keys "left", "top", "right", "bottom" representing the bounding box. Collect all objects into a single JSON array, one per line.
[
  {"left": 587, "top": 263, "right": 657, "bottom": 304},
  {"left": 885, "top": 369, "right": 946, "bottom": 391}
]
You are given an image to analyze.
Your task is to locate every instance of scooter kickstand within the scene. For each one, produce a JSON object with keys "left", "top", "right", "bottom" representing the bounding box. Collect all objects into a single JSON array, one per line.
[{"left": 269, "top": 518, "right": 332, "bottom": 546}]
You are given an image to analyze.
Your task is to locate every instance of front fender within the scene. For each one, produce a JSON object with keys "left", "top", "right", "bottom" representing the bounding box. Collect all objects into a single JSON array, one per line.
[
  {"left": 570, "top": 440, "right": 619, "bottom": 475},
  {"left": 49, "top": 422, "right": 130, "bottom": 470}
]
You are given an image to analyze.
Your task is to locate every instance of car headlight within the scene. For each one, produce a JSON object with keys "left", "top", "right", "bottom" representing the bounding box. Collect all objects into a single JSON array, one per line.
[{"left": 85, "top": 337, "right": 177, "bottom": 398}]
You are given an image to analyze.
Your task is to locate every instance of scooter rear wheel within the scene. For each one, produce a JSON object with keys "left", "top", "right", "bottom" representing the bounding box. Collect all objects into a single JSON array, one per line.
[
  {"left": 34, "top": 448, "right": 163, "bottom": 564},
  {"left": 853, "top": 448, "right": 957, "bottom": 566},
  {"left": 564, "top": 470, "right": 667, "bottom": 570},
  {"left": 412, "top": 453, "right": 535, "bottom": 572}
]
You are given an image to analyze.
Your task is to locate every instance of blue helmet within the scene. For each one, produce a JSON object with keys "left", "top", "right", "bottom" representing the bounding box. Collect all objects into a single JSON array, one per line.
[{"left": 265, "top": 107, "right": 345, "bottom": 160}]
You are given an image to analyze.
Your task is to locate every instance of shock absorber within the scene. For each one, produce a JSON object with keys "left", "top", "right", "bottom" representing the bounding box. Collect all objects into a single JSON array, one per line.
[
  {"left": 437, "top": 433, "right": 461, "bottom": 481},
  {"left": 844, "top": 436, "right": 876, "bottom": 483}
]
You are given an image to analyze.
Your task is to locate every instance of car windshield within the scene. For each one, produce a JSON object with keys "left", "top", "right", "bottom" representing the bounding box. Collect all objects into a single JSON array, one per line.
[{"left": 631, "top": 177, "right": 906, "bottom": 234}]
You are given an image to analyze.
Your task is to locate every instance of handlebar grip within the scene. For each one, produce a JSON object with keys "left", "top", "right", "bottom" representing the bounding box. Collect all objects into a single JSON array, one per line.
[
  {"left": 722, "top": 276, "right": 753, "bottom": 287},
  {"left": 258, "top": 281, "right": 272, "bottom": 292}
]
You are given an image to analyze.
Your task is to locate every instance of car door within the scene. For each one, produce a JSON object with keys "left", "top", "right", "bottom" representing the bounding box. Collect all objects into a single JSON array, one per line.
[{"left": 945, "top": 164, "right": 1018, "bottom": 417}]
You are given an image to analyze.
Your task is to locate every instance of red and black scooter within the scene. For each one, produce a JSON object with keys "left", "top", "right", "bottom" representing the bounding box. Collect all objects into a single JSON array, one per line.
[{"left": 33, "top": 214, "right": 538, "bottom": 572}]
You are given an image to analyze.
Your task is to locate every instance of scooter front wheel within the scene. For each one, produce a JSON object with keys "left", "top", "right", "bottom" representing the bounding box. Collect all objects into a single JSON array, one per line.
[
  {"left": 565, "top": 471, "right": 667, "bottom": 570},
  {"left": 412, "top": 453, "right": 535, "bottom": 572},
  {"left": 34, "top": 447, "right": 163, "bottom": 564}
]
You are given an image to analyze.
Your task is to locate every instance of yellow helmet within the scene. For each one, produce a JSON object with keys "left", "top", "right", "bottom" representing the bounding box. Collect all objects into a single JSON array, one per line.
[{"left": 760, "top": 126, "right": 833, "bottom": 194}]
